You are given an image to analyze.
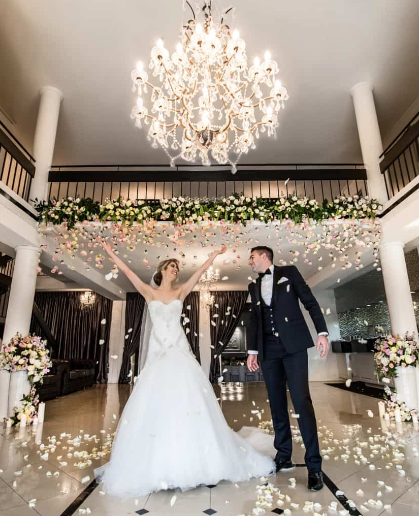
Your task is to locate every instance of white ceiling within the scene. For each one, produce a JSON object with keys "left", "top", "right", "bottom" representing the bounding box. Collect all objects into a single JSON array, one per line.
[{"left": 1, "top": 0, "right": 419, "bottom": 167}]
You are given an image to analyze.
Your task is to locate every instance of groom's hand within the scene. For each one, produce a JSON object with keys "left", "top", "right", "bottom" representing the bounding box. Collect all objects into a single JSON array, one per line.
[
  {"left": 316, "top": 335, "right": 329, "bottom": 358},
  {"left": 247, "top": 354, "right": 259, "bottom": 371}
]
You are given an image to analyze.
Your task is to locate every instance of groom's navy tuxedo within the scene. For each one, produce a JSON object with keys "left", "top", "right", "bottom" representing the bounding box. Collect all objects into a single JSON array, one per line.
[{"left": 248, "top": 264, "right": 328, "bottom": 472}]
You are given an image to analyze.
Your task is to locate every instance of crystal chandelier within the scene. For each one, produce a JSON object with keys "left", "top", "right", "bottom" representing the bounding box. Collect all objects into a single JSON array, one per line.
[
  {"left": 200, "top": 265, "right": 220, "bottom": 287},
  {"left": 80, "top": 291, "right": 96, "bottom": 308},
  {"left": 130, "top": 1, "right": 289, "bottom": 173},
  {"left": 202, "top": 290, "right": 215, "bottom": 311},
  {"left": 200, "top": 264, "right": 219, "bottom": 310}
]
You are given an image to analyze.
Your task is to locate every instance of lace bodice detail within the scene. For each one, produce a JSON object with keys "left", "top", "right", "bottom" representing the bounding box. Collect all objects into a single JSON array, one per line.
[{"left": 146, "top": 300, "right": 192, "bottom": 363}]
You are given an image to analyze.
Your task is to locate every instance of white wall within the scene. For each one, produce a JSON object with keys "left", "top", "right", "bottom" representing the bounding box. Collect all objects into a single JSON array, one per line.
[
  {"left": 199, "top": 294, "right": 212, "bottom": 378},
  {"left": 108, "top": 300, "right": 126, "bottom": 383},
  {"left": 304, "top": 288, "right": 344, "bottom": 382}
]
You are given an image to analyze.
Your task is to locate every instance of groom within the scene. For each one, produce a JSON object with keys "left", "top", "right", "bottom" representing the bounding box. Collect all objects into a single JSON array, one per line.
[{"left": 247, "top": 246, "right": 328, "bottom": 491}]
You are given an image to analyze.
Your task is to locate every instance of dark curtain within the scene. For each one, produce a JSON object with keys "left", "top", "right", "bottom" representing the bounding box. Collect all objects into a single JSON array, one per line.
[
  {"left": 183, "top": 291, "right": 200, "bottom": 363},
  {"left": 30, "top": 291, "right": 113, "bottom": 383},
  {"left": 119, "top": 292, "right": 146, "bottom": 384},
  {"left": 209, "top": 291, "right": 248, "bottom": 383}
]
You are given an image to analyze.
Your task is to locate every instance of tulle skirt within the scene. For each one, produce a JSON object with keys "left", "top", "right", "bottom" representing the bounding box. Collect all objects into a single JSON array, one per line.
[{"left": 95, "top": 347, "right": 275, "bottom": 498}]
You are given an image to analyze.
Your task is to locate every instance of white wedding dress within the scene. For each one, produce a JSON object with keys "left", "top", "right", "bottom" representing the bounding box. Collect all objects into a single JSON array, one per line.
[{"left": 95, "top": 299, "right": 274, "bottom": 498}]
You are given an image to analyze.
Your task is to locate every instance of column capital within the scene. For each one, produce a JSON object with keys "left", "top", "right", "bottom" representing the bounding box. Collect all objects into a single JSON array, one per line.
[
  {"left": 379, "top": 241, "right": 405, "bottom": 251},
  {"left": 40, "top": 86, "right": 63, "bottom": 102},
  {"left": 15, "top": 245, "right": 41, "bottom": 254},
  {"left": 350, "top": 82, "right": 373, "bottom": 97}
]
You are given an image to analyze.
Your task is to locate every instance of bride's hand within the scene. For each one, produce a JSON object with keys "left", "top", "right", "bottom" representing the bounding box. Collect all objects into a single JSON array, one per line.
[
  {"left": 98, "top": 238, "right": 112, "bottom": 254},
  {"left": 215, "top": 245, "right": 227, "bottom": 255}
]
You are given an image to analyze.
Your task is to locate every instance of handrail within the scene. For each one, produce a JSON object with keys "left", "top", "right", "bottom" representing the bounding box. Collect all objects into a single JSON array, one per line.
[
  {"left": 0, "top": 120, "right": 36, "bottom": 163},
  {"left": 0, "top": 129, "right": 35, "bottom": 178},
  {"left": 380, "top": 109, "right": 419, "bottom": 158}
]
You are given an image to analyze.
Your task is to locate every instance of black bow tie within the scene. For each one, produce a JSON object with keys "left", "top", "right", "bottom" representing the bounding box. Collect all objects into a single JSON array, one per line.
[{"left": 258, "top": 269, "right": 272, "bottom": 279}]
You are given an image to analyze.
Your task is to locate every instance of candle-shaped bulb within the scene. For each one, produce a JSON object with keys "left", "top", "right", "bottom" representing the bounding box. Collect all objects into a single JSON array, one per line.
[
  {"left": 136, "top": 61, "right": 144, "bottom": 72},
  {"left": 264, "top": 50, "right": 271, "bottom": 61}
]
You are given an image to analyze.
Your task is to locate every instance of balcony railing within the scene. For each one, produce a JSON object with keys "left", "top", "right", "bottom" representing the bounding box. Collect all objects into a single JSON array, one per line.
[
  {"left": 0, "top": 121, "right": 36, "bottom": 203},
  {"left": 48, "top": 164, "right": 368, "bottom": 204},
  {"left": 380, "top": 110, "right": 419, "bottom": 199}
]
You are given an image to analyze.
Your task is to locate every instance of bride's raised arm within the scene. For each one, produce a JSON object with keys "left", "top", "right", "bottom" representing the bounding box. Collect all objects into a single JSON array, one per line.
[
  {"left": 99, "top": 240, "right": 153, "bottom": 301},
  {"left": 179, "top": 246, "right": 226, "bottom": 301}
]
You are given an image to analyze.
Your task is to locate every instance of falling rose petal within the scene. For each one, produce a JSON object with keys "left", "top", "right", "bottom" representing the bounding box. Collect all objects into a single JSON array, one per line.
[
  {"left": 81, "top": 475, "right": 91, "bottom": 484},
  {"left": 222, "top": 276, "right": 229, "bottom": 281},
  {"left": 170, "top": 495, "right": 177, "bottom": 507},
  {"left": 105, "top": 272, "right": 113, "bottom": 281},
  {"left": 345, "top": 379, "right": 352, "bottom": 388},
  {"left": 110, "top": 355, "right": 118, "bottom": 359},
  {"left": 99, "top": 339, "right": 105, "bottom": 345},
  {"left": 101, "top": 319, "right": 106, "bottom": 324},
  {"left": 367, "top": 410, "right": 374, "bottom": 417}
]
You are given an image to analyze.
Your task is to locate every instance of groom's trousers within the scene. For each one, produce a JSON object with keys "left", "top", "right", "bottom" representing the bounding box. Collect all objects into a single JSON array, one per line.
[{"left": 260, "top": 334, "right": 322, "bottom": 472}]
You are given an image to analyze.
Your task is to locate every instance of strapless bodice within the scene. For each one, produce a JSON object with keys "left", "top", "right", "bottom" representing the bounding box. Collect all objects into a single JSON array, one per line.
[{"left": 146, "top": 299, "right": 192, "bottom": 363}]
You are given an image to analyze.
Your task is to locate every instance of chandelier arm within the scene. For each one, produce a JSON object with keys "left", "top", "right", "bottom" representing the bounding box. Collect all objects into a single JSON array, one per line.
[
  {"left": 220, "top": 7, "right": 234, "bottom": 25},
  {"left": 185, "top": 1, "right": 196, "bottom": 20},
  {"left": 218, "top": 50, "right": 237, "bottom": 82},
  {"left": 160, "top": 62, "right": 186, "bottom": 101},
  {"left": 140, "top": 78, "right": 183, "bottom": 106},
  {"left": 144, "top": 114, "right": 178, "bottom": 129}
]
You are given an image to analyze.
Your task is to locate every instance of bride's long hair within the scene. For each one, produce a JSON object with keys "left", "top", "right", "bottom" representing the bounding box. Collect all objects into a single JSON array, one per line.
[{"left": 153, "top": 258, "right": 180, "bottom": 286}]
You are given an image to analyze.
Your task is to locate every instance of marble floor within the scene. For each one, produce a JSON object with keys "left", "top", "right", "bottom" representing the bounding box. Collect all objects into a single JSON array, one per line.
[{"left": 1, "top": 382, "right": 419, "bottom": 516}]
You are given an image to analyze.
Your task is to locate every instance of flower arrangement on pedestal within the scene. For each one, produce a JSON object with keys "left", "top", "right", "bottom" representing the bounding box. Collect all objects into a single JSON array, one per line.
[
  {"left": 0, "top": 333, "right": 52, "bottom": 426},
  {"left": 374, "top": 334, "right": 419, "bottom": 421},
  {"left": 382, "top": 385, "right": 417, "bottom": 422}
]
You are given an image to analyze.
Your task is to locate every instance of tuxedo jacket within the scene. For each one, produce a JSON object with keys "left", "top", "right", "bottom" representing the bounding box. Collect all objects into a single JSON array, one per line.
[{"left": 248, "top": 265, "right": 328, "bottom": 360}]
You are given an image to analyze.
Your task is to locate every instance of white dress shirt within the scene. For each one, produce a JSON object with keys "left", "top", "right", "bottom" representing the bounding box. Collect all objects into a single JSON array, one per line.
[{"left": 248, "top": 265, "right": 328, "bottom": 355}]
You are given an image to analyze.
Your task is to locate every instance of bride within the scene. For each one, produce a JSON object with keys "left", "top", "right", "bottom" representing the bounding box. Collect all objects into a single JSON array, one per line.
[{"left": 95, "top": 241, "right": 274, "bottom": 498}]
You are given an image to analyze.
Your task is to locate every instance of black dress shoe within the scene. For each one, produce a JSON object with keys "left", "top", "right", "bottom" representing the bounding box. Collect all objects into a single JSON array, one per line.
[
  {"left": 275, "top": 459, "right": 294, "bottom": 472},
  {"left": 307, "top": 471, "right": 324, "bottom": 491}
]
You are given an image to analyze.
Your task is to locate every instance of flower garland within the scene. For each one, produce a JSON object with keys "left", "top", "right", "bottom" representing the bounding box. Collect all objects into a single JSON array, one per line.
[
  {"left": 0, "top": 333, "right": 52, "bottom": 426},
  {"left": 374, "top": 334, "right": 418, "bottom": 380},
  {"left": 35, "top": 193, "right": 382, "bottom": 229}
]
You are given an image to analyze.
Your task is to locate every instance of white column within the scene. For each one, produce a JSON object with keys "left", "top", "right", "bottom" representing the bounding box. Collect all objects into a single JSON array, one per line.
[
  {"left": 350, "top": 82, "right": 388, "bottom": 203},
  {"left": 3, "top": 246, "right": 41, "bottom": 342},
  {"left": 29, "top": 86, "right": 63, "bottom": 203},
  {"left": 199, "top": 292, "right": 212, "bottom": 379},
  {"left": 379, "top": 241, "right": 417, "bottom": 335},
  {"left": 108, "top": 300, "right": 126, "bottom": 383}
]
